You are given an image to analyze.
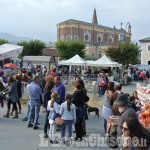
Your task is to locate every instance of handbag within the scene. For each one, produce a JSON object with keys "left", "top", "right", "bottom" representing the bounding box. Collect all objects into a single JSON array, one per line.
[
  {"left": 99, "top": 79, "right": 105, "bottom": 87},
  {"left": 55, "top": 117, "right": 64, "bottom": 125}
]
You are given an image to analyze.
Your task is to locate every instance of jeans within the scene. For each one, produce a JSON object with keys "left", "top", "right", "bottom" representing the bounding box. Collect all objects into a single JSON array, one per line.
[
  {"left": 61, "top": 120, "right": 73, "bottom": 141},
  {"left": 99, "top": 86, "right": 104, "bottom": 97},
  {"left": 44, "top": 110, "right": 50, "bottom": 134},
  {"left": 28, "top": 99, "right": 40, "bottom": 127},
  {"left": 104, "top": 118, "right": 107, "bottom": 133},
  {"left": 26, "top": 100, "right": 31, "bottom": 118}
]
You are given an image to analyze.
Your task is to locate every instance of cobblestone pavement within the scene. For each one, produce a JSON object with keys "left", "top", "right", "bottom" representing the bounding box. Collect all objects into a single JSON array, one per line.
[{"left": 0, "top": 82, "right": 137, "bottom": 150}]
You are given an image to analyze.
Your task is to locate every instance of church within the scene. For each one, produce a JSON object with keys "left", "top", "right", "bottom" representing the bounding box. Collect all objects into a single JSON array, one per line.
[{"left": 57, "top": 8, "right": 131, "bottom": 59}]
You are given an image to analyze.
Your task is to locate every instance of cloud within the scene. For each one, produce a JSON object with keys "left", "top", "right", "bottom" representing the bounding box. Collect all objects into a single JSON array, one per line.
[{"left": 0, "top": 0, "right": 150, "bottom": 42}]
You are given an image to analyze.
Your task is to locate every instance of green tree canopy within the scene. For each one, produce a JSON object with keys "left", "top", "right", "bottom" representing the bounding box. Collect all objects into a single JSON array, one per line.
[
  {"left": 105, "top": 42, "right": 140, "bottom": 65},
  {"left": 18, "top": 40, "right": 45, "bottom": 57},
  {"left": 0, "top": 39, "right": 8, "bottom": 45},
  {"left": 55, "top": 40, "right": 86, "bottom": 59}
]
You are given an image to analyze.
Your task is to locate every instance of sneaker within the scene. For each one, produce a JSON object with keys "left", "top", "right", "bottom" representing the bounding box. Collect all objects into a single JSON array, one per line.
[
  {"left": 33, "top": 126, "right": 39, "bottom": 130},
  {"left": 43, "top": 133, "right": 49, "bottom": 138},
  {"left": 22, "top": 117, "right": 28, "bottom": 121},
  {"left": 28, "top": 124, "right": 33, "bottom": 128}
]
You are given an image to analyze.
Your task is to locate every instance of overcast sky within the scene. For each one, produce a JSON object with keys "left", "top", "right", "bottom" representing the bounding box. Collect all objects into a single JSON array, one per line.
[{"left": 0, "top": 0, "right": 149, "bottom": 43}]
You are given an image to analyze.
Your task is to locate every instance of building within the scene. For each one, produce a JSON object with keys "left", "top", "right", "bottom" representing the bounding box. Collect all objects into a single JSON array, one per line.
[
  {"left": 139, "top": 37, "right": 150, "bottom": 65},
  {"left": 57, "top": 8, "right": 132, "bottom": 59}
]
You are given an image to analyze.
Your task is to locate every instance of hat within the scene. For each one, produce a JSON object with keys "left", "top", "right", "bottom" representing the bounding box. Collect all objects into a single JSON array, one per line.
[{"left": 114, "top": 94, "right": 129, "bottom": 106}]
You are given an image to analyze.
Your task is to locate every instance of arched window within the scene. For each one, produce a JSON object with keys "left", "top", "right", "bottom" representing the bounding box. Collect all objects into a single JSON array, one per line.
[{"left": 66, "top": 35, "right": 72, "bottom": 41}]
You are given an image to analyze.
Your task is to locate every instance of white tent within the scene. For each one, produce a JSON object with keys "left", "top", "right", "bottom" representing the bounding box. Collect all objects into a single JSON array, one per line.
[
  {"left": 0, "top": 44, "right": 23, "bottom": 60},
  {"left": 59, "top": 54, "right": 85, "bottom": 65},
  {"left": 86, "top": 55, "right": 122, "bottom": 67}
]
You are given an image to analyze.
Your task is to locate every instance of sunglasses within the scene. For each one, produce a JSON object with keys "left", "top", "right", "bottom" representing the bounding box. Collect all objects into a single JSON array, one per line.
[{"left": 121, "top": 126, "right": 129, "bottom": 131}]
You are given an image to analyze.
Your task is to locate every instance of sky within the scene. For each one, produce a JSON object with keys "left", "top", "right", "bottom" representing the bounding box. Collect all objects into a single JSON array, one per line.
[{"left": 0, "top": 0, "right": 150, "bottom": 43}]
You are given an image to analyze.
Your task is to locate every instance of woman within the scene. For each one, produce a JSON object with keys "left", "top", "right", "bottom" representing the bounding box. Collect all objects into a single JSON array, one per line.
[
  {"left": 11, "top": 74, "right": 22, "bottom": 115},
  {"left": 43, "top": 80, "right": 54, "bottom": 138},
  {"left": 59, "top": 94, "right": 76, "bottom": 144},
  {"left": 3, "top": 76, "right": 18, "bottom": 119},
  {"left": 72, "top": 82, "right": 84, "bottom": 141},
  {"left": 122, "top": 117, "right": 149, "bottom": 150},
  {"left": 102, "top": 82, "right": 115, "bottom": 133},
  {"left": 97, "top": 73, "right": 106, "bottom": 97},
  {"left": 77, "top": 79, "right": 88, "bottom": 136}
]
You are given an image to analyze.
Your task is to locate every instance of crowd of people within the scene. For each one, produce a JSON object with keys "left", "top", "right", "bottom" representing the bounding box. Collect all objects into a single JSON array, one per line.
[{"left": 0, "top": 64, "right": 150, "bottom": 149}]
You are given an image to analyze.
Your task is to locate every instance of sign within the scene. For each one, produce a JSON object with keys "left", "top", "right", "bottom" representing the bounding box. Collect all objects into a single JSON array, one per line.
[
  {"left": 136, "top": 84, "right": 150, "bottom": 100},
  {"left": 119, "top": 34, "right": 124, "bottom": 41}
]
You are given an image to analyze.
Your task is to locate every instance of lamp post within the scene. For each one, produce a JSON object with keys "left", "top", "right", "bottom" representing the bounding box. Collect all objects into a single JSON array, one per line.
[{"left": 99, "top": 41, "right": 101, "bottom": 58}]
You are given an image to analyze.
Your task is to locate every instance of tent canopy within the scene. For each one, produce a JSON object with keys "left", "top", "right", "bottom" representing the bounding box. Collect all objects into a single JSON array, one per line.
[
  {"left": 59, "top": 54, "right": 85, "bottom": 65},
  {"left": 86, "top": 55, "right": 122, "bottom": 67},
  {"left": 0, "top": 44, "right": 23, "bottom": 60}
]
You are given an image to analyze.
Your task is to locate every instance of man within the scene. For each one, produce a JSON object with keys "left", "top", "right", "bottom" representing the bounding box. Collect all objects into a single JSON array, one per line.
[
  {"left": 27, "top": 76, "right": 42, "bottom": 129},
  {"left": 22, "top": 72, "right": 33, "bottom": 121},
  {"left": 114, "top": 94, "right": 137, "bottom": 136},
  {"left": 53, "top": 76, "right": 65, "bottom": 131},
  {"left": 53, "top": 76, "right": 65, "bottom": 105}
]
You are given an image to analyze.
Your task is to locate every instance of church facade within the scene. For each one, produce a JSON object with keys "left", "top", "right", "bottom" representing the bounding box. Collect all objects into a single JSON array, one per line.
[{"left": 57, "top": 9, "right": 131, "bottom": 59}]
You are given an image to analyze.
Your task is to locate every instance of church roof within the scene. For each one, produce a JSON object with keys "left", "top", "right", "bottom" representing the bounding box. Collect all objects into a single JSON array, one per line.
[
  {"left": 57, "top": 19, "right": 128, "bottom": 33},
  {"left": 139, "top": 37, "right": 150, "bottom": 42},
  {"left": 92, "top": 8, "right": 98, "bottom": 25}
]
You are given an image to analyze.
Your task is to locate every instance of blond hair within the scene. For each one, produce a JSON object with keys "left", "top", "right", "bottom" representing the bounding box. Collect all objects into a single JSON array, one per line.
[{"left": 50, "top": 92, "right": 58, "bottom": 108}]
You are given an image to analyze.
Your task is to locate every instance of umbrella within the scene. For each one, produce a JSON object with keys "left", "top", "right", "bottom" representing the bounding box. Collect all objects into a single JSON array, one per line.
[{"left": 4, "top": 63, "right": 17, "bottom": 69}]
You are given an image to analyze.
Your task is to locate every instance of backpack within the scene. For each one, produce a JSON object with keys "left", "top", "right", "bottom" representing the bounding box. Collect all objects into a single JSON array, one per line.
[{"left": 106, "top": 124, "right": 118, "bottom": 148}]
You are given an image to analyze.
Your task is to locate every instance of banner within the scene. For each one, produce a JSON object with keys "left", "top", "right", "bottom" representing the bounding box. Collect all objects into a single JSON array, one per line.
[{"left": 136, "top": 84, "right": 150, "bottom": 100}]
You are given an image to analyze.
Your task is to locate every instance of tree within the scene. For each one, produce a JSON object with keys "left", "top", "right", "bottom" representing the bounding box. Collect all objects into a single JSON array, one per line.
[
  {"left": 0, "top": 39, "right": 8, "bottom": 45},
  {"left": 55, "top": 40, "right": 85, "bottom": 59},
  {"left": 105, "top": 42, "right": 140, "bottom": 65},
  {"left": 18, "top": 40, "right": 45, "bottom": 57}
]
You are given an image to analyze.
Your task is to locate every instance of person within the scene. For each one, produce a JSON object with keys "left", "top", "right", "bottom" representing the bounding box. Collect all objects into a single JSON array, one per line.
[
  {"left": 111, "top": 83, "right": 123, "bottom": 116},
  {"left": 3, "top": 76, "right": 18, "bottom": 119},
  {"left": 11, "top": 74, "right": 22, "bottom": 115},
  {"left": 97, "top": 73, "right": 105, "bottom": 97},
  {"left": 133, "top": 91, "right": 144, "bottom": 111},
  {"left": 121, "top": 117, "right": 149, "bottom": 150},
  {"left": 129, "top": 96, "right": 137, "bottom": 112},
  {"left": 72, "top": 83, "right": 84, "bottom": 141},
  {"left": 53, "top": 76, "right": 65, "bottom": 105},
  {"left": 43, "top": 81, "right": 54, "bottom": 138},
  {"left": 59, "top": 94, "right": 76, "bottom": 145},
  {"left": 53, "top": 76, "right": 65, "bottom": 131},
  {"left": 47, "top": 92, "right": 59, "bottom": 144},
  {"left": 27, "top": 76, "right": 42, "bottom": 129},
  {"left": 77, "top": 79, "right": 89, "bottom": 136},
  {"left": 22, "top": 72, "right": 33, "bottom": 121},
  {"left": 114, "top": 94, "right": 137, "bottom": 136},
  {"left": 102, "top": 82, "right": 115, "bottom": 133}
]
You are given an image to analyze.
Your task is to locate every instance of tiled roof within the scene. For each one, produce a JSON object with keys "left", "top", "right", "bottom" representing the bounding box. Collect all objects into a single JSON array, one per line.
[
  {"left": 57, "top": 19, "right": 128, "bottom": 33},
  {"left": 139, "top": 37, "right": 150, "bottom": 42},
  {"left": 42, "top": 48, "right": 58, "bottom": 57}
]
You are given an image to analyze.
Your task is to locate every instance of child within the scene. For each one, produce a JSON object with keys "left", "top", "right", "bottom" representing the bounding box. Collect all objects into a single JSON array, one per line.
[
  {"left": 47, "top": 92, "right": 59, "bottom": 144},
  {"left": 59, "top": 94, "right": 76, "bottom": 145}
]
